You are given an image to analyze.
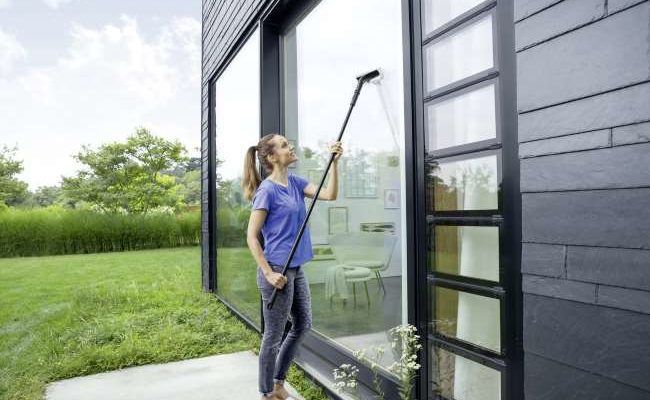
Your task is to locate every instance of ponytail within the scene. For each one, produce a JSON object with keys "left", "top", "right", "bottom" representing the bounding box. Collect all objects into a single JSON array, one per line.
[
  {"left": 243, "top": 145, "right": 262, "bottom": 201},
  {"left": 242, "top": 133, "right": 279, "bottom": 201}
]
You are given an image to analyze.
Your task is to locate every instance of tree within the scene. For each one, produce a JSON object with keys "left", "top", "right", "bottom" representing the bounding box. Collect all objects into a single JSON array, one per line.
[
  {"left": 32, "top": 185, "right": 63, "bottom": 207},
  {"left": 0, "top": 144, "right": 29, "bottom": 207},
  {"left": 61, "top": 127, "right": 189, "bottom": 214}
]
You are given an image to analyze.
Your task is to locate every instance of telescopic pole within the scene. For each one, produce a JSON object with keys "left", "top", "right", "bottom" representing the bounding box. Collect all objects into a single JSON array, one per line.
[{"left": 267, "top": 70, "right": 379, "bottom": 309}]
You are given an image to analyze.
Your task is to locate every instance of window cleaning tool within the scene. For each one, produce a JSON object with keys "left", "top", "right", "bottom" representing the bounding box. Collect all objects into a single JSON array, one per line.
[{"left": 268, "top": 68, "right": 383, "bottom": 309}]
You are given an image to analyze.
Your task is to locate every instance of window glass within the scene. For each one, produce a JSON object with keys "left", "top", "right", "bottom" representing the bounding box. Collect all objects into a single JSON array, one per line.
[
  {"left": 426, "top": 83, "right": 496, "bottom": 151},
  {"left": 430, "top": 345, "right": 501, "bottom": 400},
  {"left": 433, "top": 286, "right": 501, "bottom": 352},
  {"left": 284, "top": 0, "right": 406, "bottom": 372},
  {"left": 422, "top": 0, "right": 487, "bottom": 33},
  {"left": 430, "top": 225, "right": 499, "bottom": 282},
  {"left": 214, "top": 29, "right": 261, "bottom": 328},
  {"left": 427, "top": 152, "right": 499, "bottom": 212},
  {"left": 424, "top": 14, "right": 493, "bottom": 92}
]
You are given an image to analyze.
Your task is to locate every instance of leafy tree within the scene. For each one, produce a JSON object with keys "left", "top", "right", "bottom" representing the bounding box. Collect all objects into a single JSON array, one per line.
[
  {"left": 0, "top": 144, "right": 29, "bottom": 207},
  {"left": 32, "top": 185, "right": 63, "bottom": 207},
  {"left": 176, "top": 169, "right": 201, "bottom": 206},
  {"left": 61, "top": 127, "right": 189, "bottom": 214}
]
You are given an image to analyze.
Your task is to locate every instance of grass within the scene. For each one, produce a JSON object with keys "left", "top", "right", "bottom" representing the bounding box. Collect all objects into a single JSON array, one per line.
[{"left": 0, "top": 247, "right": 327, "bottom": 400}]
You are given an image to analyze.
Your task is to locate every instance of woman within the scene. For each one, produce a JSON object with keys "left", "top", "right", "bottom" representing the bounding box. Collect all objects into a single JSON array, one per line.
[{"left": 243, "top": 133, "right": 343, "bottom": 400}]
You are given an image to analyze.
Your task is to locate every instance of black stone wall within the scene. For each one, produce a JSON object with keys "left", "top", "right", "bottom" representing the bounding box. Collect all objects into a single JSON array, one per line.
[{"left": 515, "top": 0, "right": 650, "bottom": 398}]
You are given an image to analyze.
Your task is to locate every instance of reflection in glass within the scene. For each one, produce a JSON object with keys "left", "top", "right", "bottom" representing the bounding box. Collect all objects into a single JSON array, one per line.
[
  {"left": 422, "top": 0, "right": 487, "bottom": 33},
  {"left": 431, "top": 225, "right": 499, "bottom": 282},
  {"left": 427, "top": 153, "right": 498, "bottom": 211},
  {"left": 426, "top": 84, "right": 496, "bottom": 151},
  {"left": 433, "top": 287, "right": 500, "bottom": 352},
  {"left": 431, "top": 346, "right": 501, "bottom": 400},
  {"left": 214, "top": 29, "right": 261, "bottom": 327},
  {"left": 283, "top": 0, "right": 406, "bottom": 372},
  {"left": 424, "top": 14, "right": 493, "bottom": 92}
]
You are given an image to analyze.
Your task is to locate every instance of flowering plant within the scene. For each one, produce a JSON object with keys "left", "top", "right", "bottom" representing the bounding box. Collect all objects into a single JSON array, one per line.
[
  {"left": 387, "top": 324, "right": 422, "bottom": 400},
  {"left": 333, "top": 363, "right": 360, "bottom": 399},
  {"left": 332, "top": 324, "right": 422, "bottom": 400}
]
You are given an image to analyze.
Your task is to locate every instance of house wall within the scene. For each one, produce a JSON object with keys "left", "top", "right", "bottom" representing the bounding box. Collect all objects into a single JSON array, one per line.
[
  {"left": 514, "top": 0, "right": 650, "bottom": 398},
  {"left": 202, "top": 0, "right": 650, "bottom": 398},
  {"left": 201, "top": 0, "right": 267, "bottom": 291}
]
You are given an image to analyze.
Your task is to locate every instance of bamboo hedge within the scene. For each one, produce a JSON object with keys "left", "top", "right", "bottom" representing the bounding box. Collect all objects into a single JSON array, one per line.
[{"left": 0, "top": 206, "right": 200, "bottom": 258}]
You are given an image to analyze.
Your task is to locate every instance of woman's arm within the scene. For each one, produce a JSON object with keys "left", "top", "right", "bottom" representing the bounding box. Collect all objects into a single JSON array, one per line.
[
  {"left": 304, "top": 141, "right": 342, "bottom": 201},
  {"left": 246, "top": 209, "right": 287, "bottom": 289}
]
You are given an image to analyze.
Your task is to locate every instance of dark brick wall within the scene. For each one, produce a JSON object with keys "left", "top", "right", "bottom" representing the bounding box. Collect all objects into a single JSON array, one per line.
[
  {"left": 200, "top": 0, "right": 268, "bottom": 292},
  {"left": 515, "top": 0, "right": 650, "bottom": 398}
]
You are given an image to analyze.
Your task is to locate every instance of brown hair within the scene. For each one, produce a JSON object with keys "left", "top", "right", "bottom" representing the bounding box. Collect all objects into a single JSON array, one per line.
[{"left": 242, "top": 133, "right": 279, "bottom": 201}]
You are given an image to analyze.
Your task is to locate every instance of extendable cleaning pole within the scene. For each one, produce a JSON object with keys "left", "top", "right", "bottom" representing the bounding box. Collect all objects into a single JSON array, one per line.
[{"left": 267, "top": 69, "right": 382, "bottom": 309}]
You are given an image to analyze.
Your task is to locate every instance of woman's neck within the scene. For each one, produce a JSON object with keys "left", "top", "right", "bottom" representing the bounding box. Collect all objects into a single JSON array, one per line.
[{"left": 268, "top": 168, "right": 289, "bottom": 185}]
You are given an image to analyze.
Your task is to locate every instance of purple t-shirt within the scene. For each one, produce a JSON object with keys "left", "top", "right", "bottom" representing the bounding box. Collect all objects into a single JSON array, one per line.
[{"left": 251, "top": 172, "right": 314, "bottom": 268}]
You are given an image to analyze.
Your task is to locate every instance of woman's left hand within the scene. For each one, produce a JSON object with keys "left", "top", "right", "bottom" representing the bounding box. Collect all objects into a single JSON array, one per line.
[{"left": 329, "top": 141, "right": 343, "bottom": 162}]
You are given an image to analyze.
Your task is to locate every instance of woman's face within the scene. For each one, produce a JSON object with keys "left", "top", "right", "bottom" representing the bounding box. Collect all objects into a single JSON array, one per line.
[{"left": 270, "top": 135, "right": 297, "bottom": 167}]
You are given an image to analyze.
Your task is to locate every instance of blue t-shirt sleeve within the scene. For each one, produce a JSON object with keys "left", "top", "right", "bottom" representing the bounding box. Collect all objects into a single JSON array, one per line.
[
  {"left": 291, "top": 173, "right": 310, "bottom": 194},
  {"left": 252, "top": 185, "right": 272, "bottom": 211}
]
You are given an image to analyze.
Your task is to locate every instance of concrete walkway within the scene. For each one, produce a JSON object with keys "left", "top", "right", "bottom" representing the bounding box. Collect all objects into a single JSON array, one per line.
[{"left": 45, "top": 351, "right": 304, "bottom": 400}]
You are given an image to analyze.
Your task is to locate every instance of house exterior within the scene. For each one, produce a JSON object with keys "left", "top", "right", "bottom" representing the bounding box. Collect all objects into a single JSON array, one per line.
[{"left": 200, "top": 0, "right": 650, "bottom": 399}]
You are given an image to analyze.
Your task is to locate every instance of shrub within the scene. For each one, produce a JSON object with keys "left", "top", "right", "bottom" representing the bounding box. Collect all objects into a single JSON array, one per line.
[{"left": 0, "top": 207, "right": 200, "bottom": 257}]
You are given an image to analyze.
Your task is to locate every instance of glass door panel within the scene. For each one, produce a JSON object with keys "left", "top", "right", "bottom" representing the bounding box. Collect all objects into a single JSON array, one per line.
[{"left": 430, "top": 225, "right": 500, "bottom": 282}]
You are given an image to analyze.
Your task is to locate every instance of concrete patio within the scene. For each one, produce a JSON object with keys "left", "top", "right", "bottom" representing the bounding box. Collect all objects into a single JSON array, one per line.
[{"left": 45, "top": 351, "right": 304, "bottom": 400}]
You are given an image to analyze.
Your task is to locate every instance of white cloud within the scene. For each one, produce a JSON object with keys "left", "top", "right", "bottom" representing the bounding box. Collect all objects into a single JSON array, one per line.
[
  {"left": 0, "top": 0, "right": 11, "bottom": 10},
  {"left": 0, "top": 28, "right": 26, "bottom": 76},
  {"left": 41, "top": 0, "right": 77, "bottom": 9},
  {"left": 0, "top": 15, "right": 201, "bottom": 190}
]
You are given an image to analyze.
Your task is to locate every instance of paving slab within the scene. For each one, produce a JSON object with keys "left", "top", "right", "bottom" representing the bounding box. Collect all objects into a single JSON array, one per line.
[{"left": 45, "top": 351, "right": 303, "bottom": 400}]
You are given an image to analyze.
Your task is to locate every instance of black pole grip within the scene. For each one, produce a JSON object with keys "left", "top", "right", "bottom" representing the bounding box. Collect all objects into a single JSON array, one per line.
[{"left": 267, "top": 77, "right": 368, "bottom": 309}]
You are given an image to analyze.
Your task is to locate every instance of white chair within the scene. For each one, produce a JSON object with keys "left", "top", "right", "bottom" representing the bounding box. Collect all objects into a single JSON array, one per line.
[{"left": 328, "top": 232, "right": 398, "bottom": 295}]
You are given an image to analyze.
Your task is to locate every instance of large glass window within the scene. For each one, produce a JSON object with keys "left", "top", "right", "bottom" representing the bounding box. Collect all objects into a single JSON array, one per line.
[
  {"left": 283, "top": 0, "right": 406, "bottom": 372},
  {"left": 214, "top": 29, "right": 261, "bottom": 327}
]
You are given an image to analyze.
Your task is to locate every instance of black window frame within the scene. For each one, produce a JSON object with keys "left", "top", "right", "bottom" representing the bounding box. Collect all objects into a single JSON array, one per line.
[{"left": 413, "top": 0, "right": 522, "bottom": 399}]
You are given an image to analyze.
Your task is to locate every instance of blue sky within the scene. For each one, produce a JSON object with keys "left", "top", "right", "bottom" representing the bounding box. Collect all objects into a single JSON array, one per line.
[{"left": 0, "top": 0, "right": 201, "bottom": 190}]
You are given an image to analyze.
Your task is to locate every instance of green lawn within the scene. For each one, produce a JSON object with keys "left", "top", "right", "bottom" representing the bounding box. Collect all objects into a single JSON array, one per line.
[{"left": 0, "top": 247, "right": 327, "bottom": 400}]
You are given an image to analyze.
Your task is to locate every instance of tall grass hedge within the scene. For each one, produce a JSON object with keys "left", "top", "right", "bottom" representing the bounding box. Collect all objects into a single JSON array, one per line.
[{"left": 0, "top": 206, "right": 200, "bottom": 257}]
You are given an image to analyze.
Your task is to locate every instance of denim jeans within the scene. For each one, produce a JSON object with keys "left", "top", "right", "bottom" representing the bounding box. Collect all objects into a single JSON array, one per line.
[{"left": 257, "top": 264, "right": 312, "bottom": 396}]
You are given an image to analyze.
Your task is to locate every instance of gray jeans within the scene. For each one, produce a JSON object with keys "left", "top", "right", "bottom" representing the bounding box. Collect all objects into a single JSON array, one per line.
[{"left": 257, "top": 264, "right": 312, "bottom": 396}]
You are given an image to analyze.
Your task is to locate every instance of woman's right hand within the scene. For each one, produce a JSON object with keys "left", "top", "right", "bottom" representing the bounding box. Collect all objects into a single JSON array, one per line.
[{"left": 265, "top": 270, "right": 288, "bottom": 289}]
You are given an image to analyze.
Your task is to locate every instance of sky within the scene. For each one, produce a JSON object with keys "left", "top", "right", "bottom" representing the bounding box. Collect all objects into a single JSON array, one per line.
[{"left": 0, "top": 0, "right": 201, "bottom": 190}]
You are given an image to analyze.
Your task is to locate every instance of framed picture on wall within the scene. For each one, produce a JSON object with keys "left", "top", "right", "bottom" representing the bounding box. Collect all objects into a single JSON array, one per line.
[
  {"left": 328, "top": 207, "right": 348, "bottom": 235},
  {"left": 360, "top": 222, "right": 395, "bottom": 235},
  {"left": 384, "top": 188, "right": 400, "bottom": 209}
]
